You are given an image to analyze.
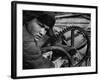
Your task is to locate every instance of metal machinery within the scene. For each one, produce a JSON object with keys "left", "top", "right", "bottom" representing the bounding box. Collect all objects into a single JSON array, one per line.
[{"left": 41, "top": 26, "right": 90, "bottom": 67}]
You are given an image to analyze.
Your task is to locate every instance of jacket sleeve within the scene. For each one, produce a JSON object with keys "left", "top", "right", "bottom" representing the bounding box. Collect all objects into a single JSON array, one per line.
[{"left": 23, "top": 40, "right": 54, "bottom": 69}]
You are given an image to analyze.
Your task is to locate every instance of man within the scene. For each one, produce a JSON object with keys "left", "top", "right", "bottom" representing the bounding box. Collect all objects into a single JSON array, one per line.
[{"left": 23, "top": 13, "right": 55, "bottom": 69}]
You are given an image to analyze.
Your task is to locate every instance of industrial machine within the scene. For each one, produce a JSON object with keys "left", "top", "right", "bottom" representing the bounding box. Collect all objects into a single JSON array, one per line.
[{"left": 41, "top": 26, "right": 90, "bottom": 67}]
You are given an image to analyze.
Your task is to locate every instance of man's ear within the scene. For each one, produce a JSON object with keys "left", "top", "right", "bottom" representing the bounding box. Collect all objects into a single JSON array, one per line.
[{"left": 46, "top": 28, "right": 54, "bottom": 37}]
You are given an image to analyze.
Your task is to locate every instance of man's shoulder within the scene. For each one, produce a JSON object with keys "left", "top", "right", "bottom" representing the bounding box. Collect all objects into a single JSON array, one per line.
[{"left": 23, "top": 26, "right": 34, "bottom": 41}]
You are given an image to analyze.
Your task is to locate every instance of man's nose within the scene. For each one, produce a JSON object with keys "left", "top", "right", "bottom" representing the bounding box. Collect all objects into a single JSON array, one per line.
[{"left": 39, "top": 28, "right": 46, "bottom": 36}]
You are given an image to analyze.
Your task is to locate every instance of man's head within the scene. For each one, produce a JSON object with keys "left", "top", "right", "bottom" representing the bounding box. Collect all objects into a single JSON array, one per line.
[
  {"left": 25, "top": 14, "right": 55, "bottom": 38},
  {"left": 37, "top": 14, "right": 55, "bottom": 29}
]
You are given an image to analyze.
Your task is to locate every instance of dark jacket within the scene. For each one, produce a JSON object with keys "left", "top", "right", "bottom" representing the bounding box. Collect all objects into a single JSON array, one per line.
[{"left": 23, "top": 26, "right": 54, "bottom": 69}]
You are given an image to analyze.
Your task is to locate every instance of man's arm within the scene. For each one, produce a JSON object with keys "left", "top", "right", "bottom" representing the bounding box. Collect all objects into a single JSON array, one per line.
[{"left": 23, "top": 41, "right": 54, "bottom": 69}]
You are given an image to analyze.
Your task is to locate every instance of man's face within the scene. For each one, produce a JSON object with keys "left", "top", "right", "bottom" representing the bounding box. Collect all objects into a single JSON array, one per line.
[{"left": 27, "top": 18, "right": 49, "bottom": 39}]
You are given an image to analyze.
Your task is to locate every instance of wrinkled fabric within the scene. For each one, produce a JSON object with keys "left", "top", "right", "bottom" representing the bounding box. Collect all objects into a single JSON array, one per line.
[{"left": 23, "top": 26, "right": 54, "bottom": 69}]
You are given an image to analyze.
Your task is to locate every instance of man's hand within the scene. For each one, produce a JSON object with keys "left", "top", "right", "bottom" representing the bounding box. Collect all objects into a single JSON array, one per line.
[
  {"left": 53, "top": 57, "right": 65, "bottom": 68},
  {"left": 42, "top": 51, "right": 53, "bottom": 60}
]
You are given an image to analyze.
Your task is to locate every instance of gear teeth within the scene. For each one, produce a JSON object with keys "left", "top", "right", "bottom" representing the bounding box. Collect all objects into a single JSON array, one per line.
[
  {"left": 63, "top": 28, "right": 67, "bottom": 33},
  {"left": 52, "top": 26, "right": 75, "bottom": 43},
  {"left": 60, "top": 30, "right": 64, "bottom": 35}
]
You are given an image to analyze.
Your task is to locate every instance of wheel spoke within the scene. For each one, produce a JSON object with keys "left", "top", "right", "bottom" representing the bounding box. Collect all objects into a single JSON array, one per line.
[{"left": 71, "top": 29, "right": 75, "bottom": 47}]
